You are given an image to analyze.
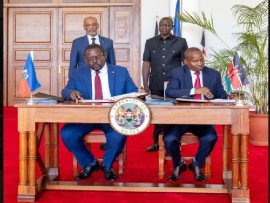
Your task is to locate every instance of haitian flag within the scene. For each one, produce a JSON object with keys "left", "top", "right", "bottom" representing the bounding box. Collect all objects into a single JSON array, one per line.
[
  {"left": 227, "top": 52, "right": 249, "bottom": 89},
  {"left": 173, "top": 0, "right": 181, "bottom": 37},
  {"left": 19, "top": 52, "right": 41, "bottom": 97}
]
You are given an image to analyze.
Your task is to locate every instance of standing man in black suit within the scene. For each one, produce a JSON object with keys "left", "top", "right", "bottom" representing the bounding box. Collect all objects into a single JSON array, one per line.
[
  {"left": 164, "top": 47, "right": 228, "bottom": 182},
  {"left": 142, "top": 17, "right": 188, "bottom": 152}
]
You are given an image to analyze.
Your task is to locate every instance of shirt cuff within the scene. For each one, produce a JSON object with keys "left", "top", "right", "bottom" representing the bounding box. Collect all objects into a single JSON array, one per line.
[{"left": 190, "top": 88, "right": 195, "bottom": 95}]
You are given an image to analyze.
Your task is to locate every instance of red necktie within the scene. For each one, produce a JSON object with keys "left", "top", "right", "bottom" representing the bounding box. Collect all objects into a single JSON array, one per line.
[
  {"left": 193, "top": 71, "right": 201, "bottom": 99},
  {"left": 95, "top": 70, "right": 103, "bottom": 99}
]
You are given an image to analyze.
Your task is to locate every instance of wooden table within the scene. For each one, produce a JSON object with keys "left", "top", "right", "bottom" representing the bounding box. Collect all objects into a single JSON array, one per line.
[{"left": 15, "top": 102, "right": 250, "bottom": 202}]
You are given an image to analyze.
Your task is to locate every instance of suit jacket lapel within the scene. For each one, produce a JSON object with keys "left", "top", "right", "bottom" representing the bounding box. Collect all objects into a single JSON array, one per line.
[
  {"left": 84, "top": 68, "right": 93, "bottom": 99},
  {"left": 183, "top": 66, "right": 193, "bottom": 88},
  {"left": 99, "top": 35, "right": 106, "bottom": 49},
  {"left": 83, "top": 35, "right": 89, "bottom": 45},
  {"left": 107, "top": 64, "right": 115, "bottom": 96},
  {"left": 202, "top": 67, "right": 210, "bottom": 88}
]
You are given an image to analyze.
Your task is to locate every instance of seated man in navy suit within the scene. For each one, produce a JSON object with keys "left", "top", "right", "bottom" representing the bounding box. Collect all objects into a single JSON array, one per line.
[
  {"left": 164, "top": 47, "right": 228, "bottom": 182},
  {"left": 69, "top": 16, "right": 116, "bottom": 150},
  {"left": 69, "top": 16, "right": 116, "bottom": 78},
  {"left": 61, "top": 44, "right": 138, "bottom": 181}
]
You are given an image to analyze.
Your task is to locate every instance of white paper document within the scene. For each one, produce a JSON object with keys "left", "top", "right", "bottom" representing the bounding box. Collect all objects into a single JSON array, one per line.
[
  {"left": 77, "top": 92, "right": 147, "bottom": 103},
  {"left": 176, "top": 98, "right": 209, "bottom": 103},
  {"left": 109, "top": 92, "right": 147, "bottom": 101},
  {"left": 209, "top": 99, "right": 236, "bottom": 103}
]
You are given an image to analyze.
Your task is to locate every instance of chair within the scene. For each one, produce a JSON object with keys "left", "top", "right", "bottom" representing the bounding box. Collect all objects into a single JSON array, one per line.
[
  {"left": 73, "top": 129, "right": 127, "bottom": 178},
  {"left": 158, "top": 132, "right": 211, "bottom": 180}
]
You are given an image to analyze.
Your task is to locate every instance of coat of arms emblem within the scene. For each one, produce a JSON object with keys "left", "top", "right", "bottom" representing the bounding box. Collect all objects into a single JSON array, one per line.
[{"left": 109, "top": 97, "right": 151, "bottom": 136}]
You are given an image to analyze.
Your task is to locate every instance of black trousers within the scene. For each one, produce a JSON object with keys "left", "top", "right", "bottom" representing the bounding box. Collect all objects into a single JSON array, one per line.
[{"left": 151, "top": 90, "right": 165, "bottom": 144}]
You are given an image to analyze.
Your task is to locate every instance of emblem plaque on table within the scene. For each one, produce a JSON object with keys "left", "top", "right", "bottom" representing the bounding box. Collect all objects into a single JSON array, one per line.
[{"left": 109, "top": 97, "right": 151, "bottom": 136}]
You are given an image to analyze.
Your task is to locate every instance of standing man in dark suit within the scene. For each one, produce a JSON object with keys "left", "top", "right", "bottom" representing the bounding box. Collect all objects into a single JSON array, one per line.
[
  {"left": 69, "top": 16, "right": 116, "bottom": 78},
  {"left": 164, "top": 47, "right": 228, "bottom": 182},
  {"left": 61, "top": 44, "right": 138, "bottom": 181},
  {"left": 142, "top": 17, "right": 188, "bottom": 152}
]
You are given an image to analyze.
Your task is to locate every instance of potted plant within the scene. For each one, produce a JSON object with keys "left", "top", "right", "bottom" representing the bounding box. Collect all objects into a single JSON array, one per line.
[{"left": 178, "top": 0, "right": 268, "bottom": 145}]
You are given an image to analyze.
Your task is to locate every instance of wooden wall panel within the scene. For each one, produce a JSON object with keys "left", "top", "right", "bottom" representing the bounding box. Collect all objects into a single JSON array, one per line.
[
  {"left": 63, "top": 0, "right": 108, "bottom": 2},
  {"left": 8, "top": 0, "right": 51, "bottom": 3},
  {"left": 114, "top": 11, "right": 131, "bottom": 44},
  {"left": 15, "top": 13, "right": 52, "bottom": 43},
  {"left": 109, "top": 6, "right": 141, "bottom": 85},
  {"left": 115, "top": 48, "right": 130, "bottom": 62},
  {"left": 14, "top": 67, "right": 52, "bottom": 98},
  {"left": 60, "top": 7, "right": 109, "bottom": 43},
  {"left": 110, "top": 0, "right": 132, "bottom": 3},
  {"left": 14, "top": 49, "right": 52, "bottom": 62},
  {"left": 7, "top": 7, "right": 58, "bottom": 105}
]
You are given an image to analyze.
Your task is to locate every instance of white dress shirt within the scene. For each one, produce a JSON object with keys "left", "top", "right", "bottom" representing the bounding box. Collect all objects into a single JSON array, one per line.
[
  {"left": 91, "top": 63, "right": 111, "bottom": 99},
  {"left": 87, "top": 34, "right": 100, "bottom": 45}
]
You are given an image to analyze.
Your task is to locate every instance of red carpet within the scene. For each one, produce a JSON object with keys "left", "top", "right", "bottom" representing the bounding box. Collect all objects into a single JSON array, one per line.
[{"left": 3, "top": 107, "right": 268, "bottom": 203}]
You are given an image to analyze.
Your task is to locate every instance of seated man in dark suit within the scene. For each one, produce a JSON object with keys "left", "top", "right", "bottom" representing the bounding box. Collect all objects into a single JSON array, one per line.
[
  {"left": 61, "top": 44, "right": 138, "bottom": 181},
  {"left": 69, "top": 16, "right": 116, "bottom": 150},
  {"left": 164, "top": 47, "right": 228, "bottom": 182}
]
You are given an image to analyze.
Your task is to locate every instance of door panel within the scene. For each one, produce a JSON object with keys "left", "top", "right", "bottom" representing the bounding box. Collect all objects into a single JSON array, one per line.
[{"left": 58, "top": 7, "right": 109, "bottom": 94}]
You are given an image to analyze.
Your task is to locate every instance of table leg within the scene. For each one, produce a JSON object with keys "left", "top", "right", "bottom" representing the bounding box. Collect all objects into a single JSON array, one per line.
[
  {"left": 45, "top": 123, "right": 59, "bottom": 179},
  {"left": 44, "top": 124, "right": 51, "bottom": 168},
  {"left": 222, "top": 125, "right": 231, "bottom": 181},
  {"left": 18, "top": 131, "right": 28, "bottom": 189},
  {"left": 51, "top": 123, "right": 59, "bottom": 168},
  {"left": 158, "top": 134, "right": 165, "bottom": 179},
  {"left": 231, "top": 133, "right": 239, "bottom": 189},
  {"left": 18, "top": 131, "right": 37, "bottom": 202},
  {"left": 240, "top": 133, "right": 248, "bottom": 189}
]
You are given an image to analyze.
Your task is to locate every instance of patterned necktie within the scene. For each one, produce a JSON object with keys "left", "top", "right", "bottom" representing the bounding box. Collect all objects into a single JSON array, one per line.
[
  {"left": 193, "top": 71, "right": 201, "bottom": 99},
  {"left": 95, "top": 70, "right": 103, "bottom": 99},
  {"left": 91, "top": 38, "right": 96, "bottom": 44}
]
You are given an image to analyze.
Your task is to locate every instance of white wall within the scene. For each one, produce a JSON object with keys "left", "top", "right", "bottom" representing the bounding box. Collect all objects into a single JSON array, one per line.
[{"left": 141, "top": 0, "right": 261, "bottom": 65}]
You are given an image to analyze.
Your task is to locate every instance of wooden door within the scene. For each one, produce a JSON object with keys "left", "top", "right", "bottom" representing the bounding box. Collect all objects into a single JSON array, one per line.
[
  {"left": 7, "top": 7, "right": 58, "bottom": 105},
  {"left": 4, "top": 0, "right": 141, "bottom": 106}
]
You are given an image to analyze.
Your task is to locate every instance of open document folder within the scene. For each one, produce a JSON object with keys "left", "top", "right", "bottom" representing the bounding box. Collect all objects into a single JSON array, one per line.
[
  {"left": 176, "top": 98, "right": 236, "bottom": 103},
  {"left": 77, "top": 92, "right": 148, "bottom": 103}
]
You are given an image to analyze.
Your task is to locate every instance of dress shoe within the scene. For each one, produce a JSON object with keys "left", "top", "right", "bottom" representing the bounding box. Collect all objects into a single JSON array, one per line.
[
  {"left": 146, "top": 144, "right": 159, "bottom": 152},
  {"left": 167, "top": 161, "right": 187, "bottom": 181},
  {"left": 101, "top": 165, "right": 116, "bottom": 181},
  {"left": 188, "top": 159, "right": 207, "bottom": 182},
  {"left": 100, "top": 143, "right": 106, "bottom": 150},
  {"left": 75, "top": 160, "right": 100, "bottom": 180}
]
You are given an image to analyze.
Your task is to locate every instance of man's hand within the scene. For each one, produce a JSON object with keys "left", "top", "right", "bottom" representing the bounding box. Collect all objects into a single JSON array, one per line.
[
  {"left": 143, "top": 86, "right": 151, "bottom": 95},
  {"left": 70, "top": 90, "right": 83, "bottom": 101},
  {"left": 138, "top": 87, "right": 147, "bottom": 93},
  {"left": 195, "top": 87, "right": 214, "bottom": 99}
]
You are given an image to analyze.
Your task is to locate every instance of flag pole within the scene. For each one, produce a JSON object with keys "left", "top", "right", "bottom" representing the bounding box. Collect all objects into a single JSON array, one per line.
[
  {"left": 234, "top": 86, "right": 245, "bottom": 106},
  {"left": 26, "top": 92, "right": 37, "bottom": 105}
]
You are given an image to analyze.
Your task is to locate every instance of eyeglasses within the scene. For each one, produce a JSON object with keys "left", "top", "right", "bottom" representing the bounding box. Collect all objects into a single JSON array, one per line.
[{"left": 86, "top": 55, "right": 104, "bottom": 62}]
